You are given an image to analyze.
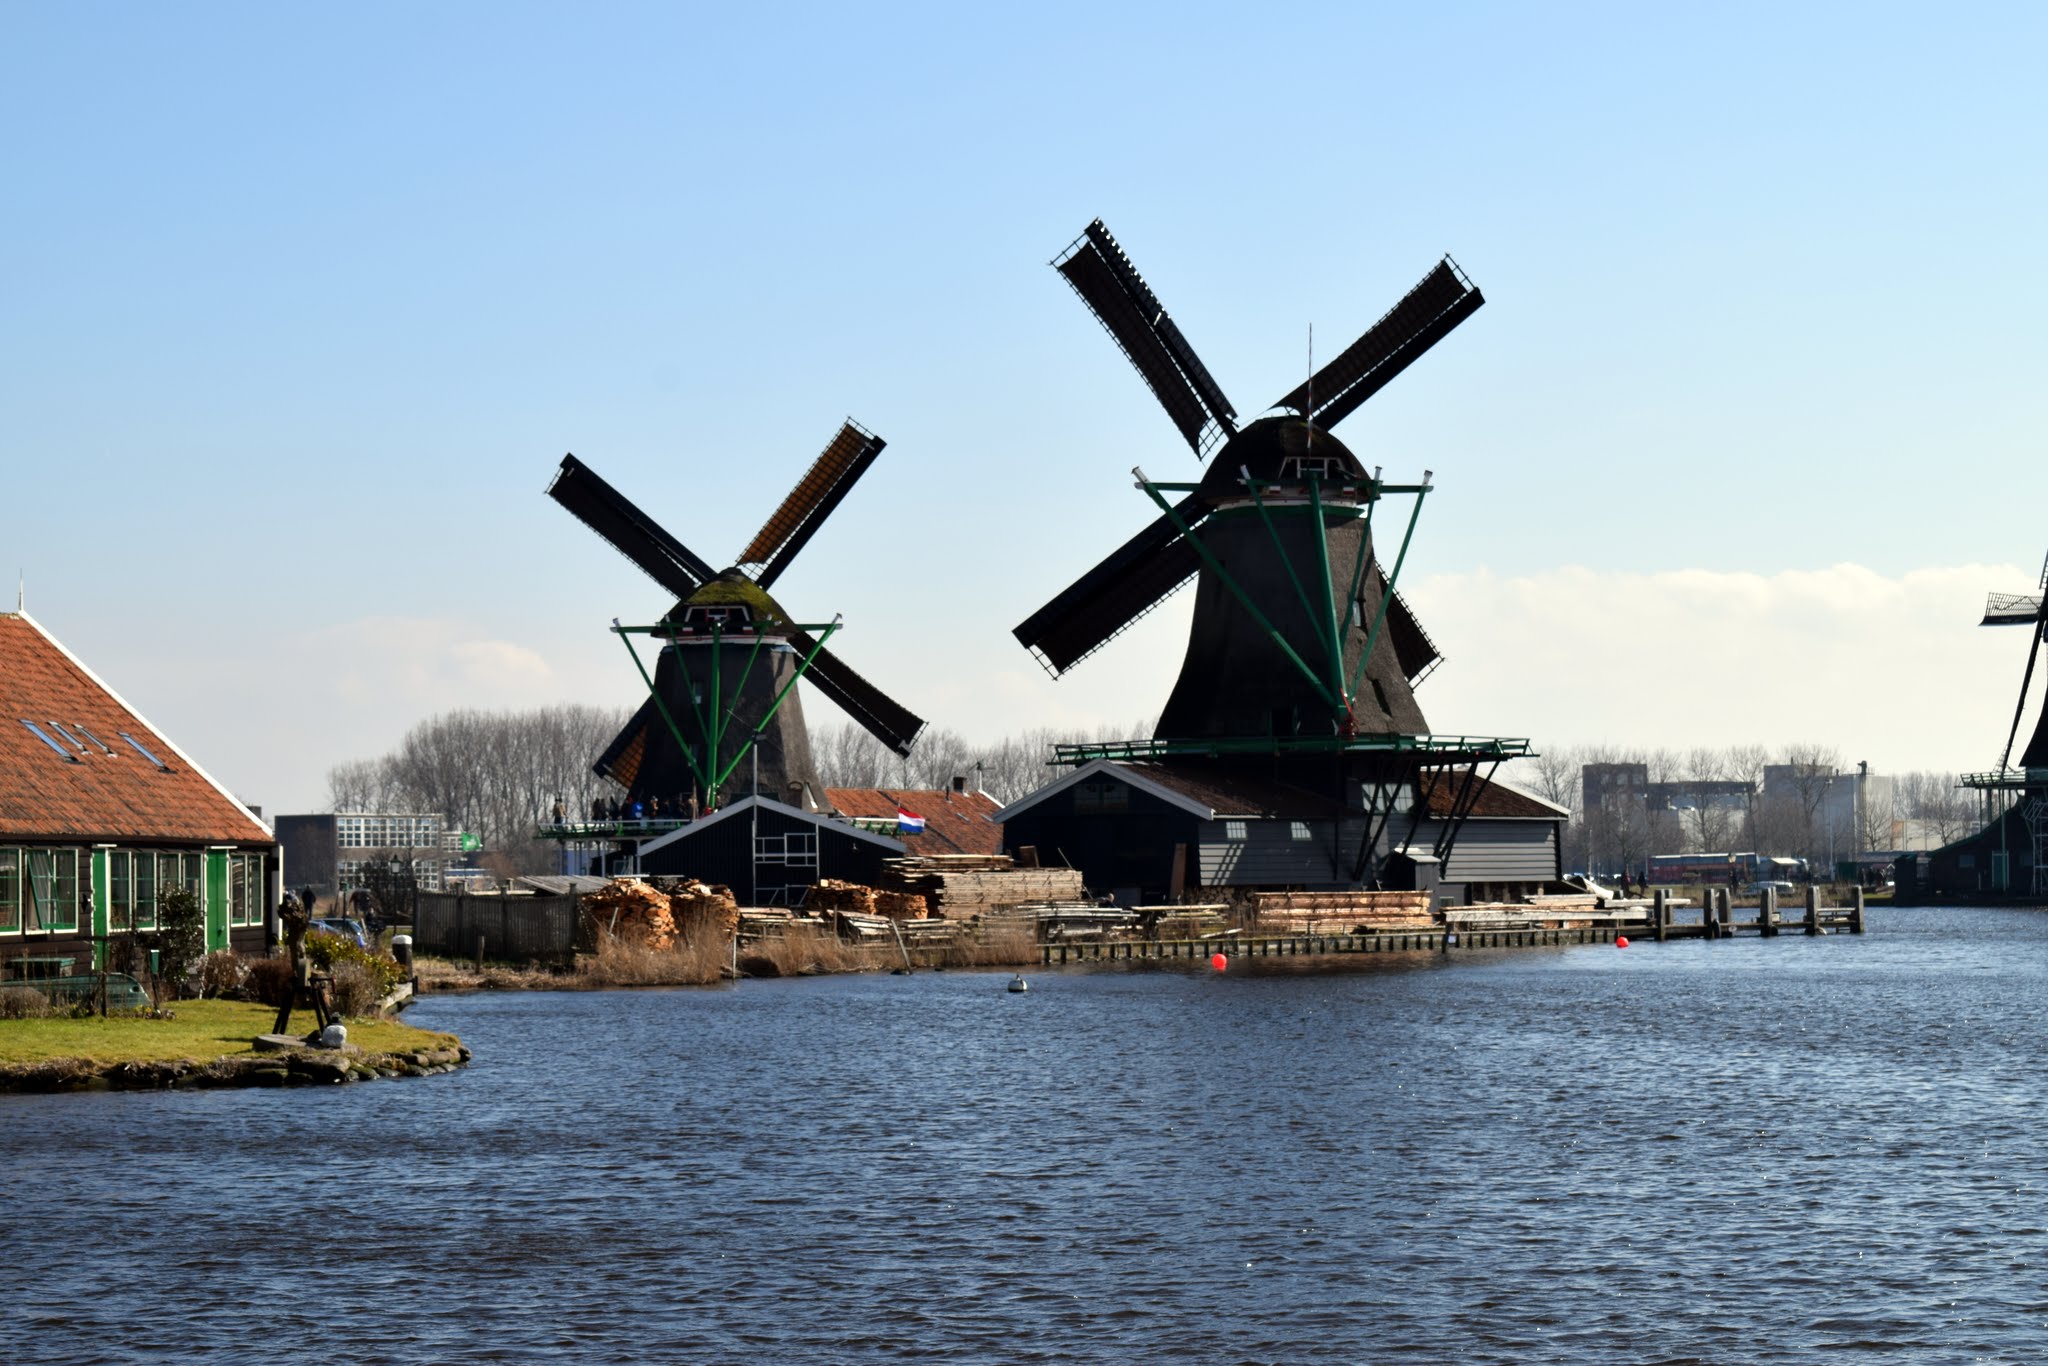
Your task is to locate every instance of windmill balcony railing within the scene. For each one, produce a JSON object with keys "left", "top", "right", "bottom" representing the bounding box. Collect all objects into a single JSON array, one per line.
[
  {"left": 1961, "top": 769, "right": 2048, "bottom": 791},
  {"left": 536, "top": 817, "right": 693, "bottom": 842},
  {"left": 1052, "top": 733, "right": 1533, "bottom": 765}
]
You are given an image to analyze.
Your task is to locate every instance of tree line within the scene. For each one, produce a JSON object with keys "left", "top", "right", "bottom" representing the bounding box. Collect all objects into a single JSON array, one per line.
[{"left": 325, "top": 704, "right": 631, "bottom": 874}]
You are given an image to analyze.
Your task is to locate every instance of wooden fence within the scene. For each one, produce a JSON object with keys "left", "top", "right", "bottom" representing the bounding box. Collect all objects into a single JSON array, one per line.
[{"left": 411, "top": 892, "right": 582, "bottom": 964}]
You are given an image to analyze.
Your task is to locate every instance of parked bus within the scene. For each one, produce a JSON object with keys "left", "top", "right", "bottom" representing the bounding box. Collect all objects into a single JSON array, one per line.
[{"left": 1648, "top": 852, "right": 1810, "bottom": 886}]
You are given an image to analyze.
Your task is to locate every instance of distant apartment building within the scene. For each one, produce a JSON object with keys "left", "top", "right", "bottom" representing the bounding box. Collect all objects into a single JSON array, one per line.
[{"left": 275, "top": 811, "right": 456, "bottom": 899}]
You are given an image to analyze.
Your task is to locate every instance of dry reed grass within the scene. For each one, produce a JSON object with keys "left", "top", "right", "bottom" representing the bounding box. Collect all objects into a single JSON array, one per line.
[{"left": 412, "top": 920, "right": 1038, "bottom": 991}]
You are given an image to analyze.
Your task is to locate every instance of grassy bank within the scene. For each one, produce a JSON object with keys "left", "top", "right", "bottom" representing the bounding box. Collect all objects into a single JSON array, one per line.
[{"left": 0, "top": 1000, "right": 466, "bottom": 1092}]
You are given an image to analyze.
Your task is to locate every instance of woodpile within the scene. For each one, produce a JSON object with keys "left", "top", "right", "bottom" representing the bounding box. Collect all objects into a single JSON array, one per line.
[
  {"left": 652, "top": 877, "right": 740, "bottom": 941},
  {"left": 803, "top": 879, "right": 930, "bottom": 920},
  {"left": 1252, "top": 890, "right": 1435, "bottom": 933},
  {"left": 881, "top": 855, "right": 1087, "bottom": 917},
  {"left": 581, "top": 878, "right": 678, "bottom": 950}
]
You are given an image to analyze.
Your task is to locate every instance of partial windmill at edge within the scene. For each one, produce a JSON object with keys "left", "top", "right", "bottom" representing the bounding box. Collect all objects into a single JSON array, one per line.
[{"left": 548, "top": 419, "right": 925, "bottom": 813}]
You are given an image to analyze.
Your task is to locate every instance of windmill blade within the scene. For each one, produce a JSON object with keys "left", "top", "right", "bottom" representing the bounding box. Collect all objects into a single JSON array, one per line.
[
  {"left": 737, "top": 420, "right": 887, "bottom": 589},
  {"left": 1013, "top": 497, "right": 1208, "bottom": 675},
  {"left": 2000, "top": 597, "right": 2048, "bottom": 771},
  {"left": 1380, "top": 580, "right": 1443, "bottom": 685},
  {"left": 789, "top": 631, "right": 926, "bottom": 756},
  {"left": 548, "top": 455, "right": 717, "bottom": 598},
  {"left": 1274, "top": 258, "right": 1484, "bottom": 430},
  {"left": 593, "top": 699, "right": 655, "bottom": 791},
  {"left": 1055, "top": 219, "right": 1237, "bottom": 458}
]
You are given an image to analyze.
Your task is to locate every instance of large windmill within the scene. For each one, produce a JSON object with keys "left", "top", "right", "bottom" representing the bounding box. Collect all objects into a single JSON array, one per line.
[
  {"left": 1014, "top": 219, "right": 1527, "bottom": 883},
  {"left": 1959, "top": 552, "right": 2048, "bottom": 893},
  {"left": 549, "top": 420, "right": 924, "bottom": 813}
]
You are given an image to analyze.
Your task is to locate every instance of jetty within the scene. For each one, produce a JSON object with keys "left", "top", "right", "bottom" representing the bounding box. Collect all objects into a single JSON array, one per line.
[{"left": 1037, "top": 886, "right": 1866, "bottom": 965}]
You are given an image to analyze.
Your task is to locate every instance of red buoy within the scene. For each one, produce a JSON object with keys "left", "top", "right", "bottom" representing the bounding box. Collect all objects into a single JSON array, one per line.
[
  {"left": 1210, "top": 952, "right": 1229, "bottom": 971},
  {"left": 1616, "top": 936, "right": 1630, "bottom": 949}
]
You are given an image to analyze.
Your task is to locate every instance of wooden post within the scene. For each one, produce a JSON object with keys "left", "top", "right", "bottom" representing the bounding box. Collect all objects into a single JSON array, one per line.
[
  {"left": 1760, "top": 886, "right": 1777, "bottom": 936},
  {"left": 1804, "top": 886, "right": 1821, "bottom": 935},
  {"left": 1653, "top": 888, "right": 1669, "bottom": 942},
  {"left": 1850, "top": 886, "right": 1866, "bottom": 934}
]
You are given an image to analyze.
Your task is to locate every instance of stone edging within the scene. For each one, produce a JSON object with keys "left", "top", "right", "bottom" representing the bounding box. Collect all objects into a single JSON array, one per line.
[{"left": 0, "top": 1044, "right": 472, "bottom": 1093}]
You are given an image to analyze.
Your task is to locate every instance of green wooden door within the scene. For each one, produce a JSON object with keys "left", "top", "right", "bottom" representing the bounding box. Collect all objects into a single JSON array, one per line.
[{"left": 206, "top": 850, "right": 229, "bottom": 951}]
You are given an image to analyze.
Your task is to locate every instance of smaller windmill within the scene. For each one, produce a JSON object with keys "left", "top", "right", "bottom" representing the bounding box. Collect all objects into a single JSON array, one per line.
[{"left": 549, "top": 420, "right": 924, "bottom": 812}]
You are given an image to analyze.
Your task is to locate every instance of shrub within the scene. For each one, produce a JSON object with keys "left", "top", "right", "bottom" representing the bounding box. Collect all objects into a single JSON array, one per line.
[
  {"left": 327, "top": 961, "right": 387, "bottom": 1017},
  {"left": 0, "top": 986, "right": 51, "bottom": 1019},
  {"left": 155, "top": 886, "right": 206, "bottom": 993},
  {"left": 196, "top": 950, "right": 247, "bottom": 999},
  {"left": 245, "top": 955, "right": 293, "bottom": 1009},
  {"left": 303, "top": 931, "right": 404, "bottom": 1013}
]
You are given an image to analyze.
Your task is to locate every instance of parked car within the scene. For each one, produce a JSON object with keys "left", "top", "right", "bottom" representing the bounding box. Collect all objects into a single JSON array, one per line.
[
  {"left": 310, "top": 917, "right": 370, "bottom": 948},
  {"left": 1746, "top": 880, "right": 1799, "bottom": 896},
  {"left": 16, "top": 973, "right": 152, "bottom": 1010}
]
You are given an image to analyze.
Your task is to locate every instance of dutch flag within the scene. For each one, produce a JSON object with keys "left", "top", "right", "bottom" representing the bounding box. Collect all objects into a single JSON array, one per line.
[{"left": 896, "top": 807, "right": 925, "bottom": 835}]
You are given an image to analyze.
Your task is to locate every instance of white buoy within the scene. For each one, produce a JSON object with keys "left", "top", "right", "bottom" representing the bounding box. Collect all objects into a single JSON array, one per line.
[{"left": 1007, "top": 974, "right": 1029, "bottom": 994}]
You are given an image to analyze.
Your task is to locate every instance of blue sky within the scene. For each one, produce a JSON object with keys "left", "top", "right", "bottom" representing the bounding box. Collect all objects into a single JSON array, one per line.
[{"left": 4, "top": 3, "right": 2043, "bottom": 812}]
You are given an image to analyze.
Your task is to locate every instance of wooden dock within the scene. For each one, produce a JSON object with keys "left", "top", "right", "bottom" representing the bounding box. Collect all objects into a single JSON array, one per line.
[{"left": 1036, "top": 886, "right": 1865, "bottom": 965}]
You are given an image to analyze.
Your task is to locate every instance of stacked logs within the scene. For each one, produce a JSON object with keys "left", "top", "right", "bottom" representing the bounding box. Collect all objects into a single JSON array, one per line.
[
  {"left": 1252, "top": 890, "right": 1436, "bottom": 933},
  {"left": 581, "top": 878, "right": 679, "bottom": 950},
  {"left": 652, "top": 877, "right": 741, "bottom": 942},
  {"left": 804, "top": 878, "right": 930, "bottom": 920}
]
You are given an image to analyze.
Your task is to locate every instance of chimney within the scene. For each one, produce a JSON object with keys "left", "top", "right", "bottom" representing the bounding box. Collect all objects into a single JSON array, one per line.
[{"left": 951, "top": 775, "right": 967, "bottom": 795}]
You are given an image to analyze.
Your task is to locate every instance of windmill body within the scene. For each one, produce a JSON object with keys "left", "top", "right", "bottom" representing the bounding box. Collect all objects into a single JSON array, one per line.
[
  {"left": 1153, "top": 417, "right": 1429, "bottom": 742},
  {"left": 1006, "top": 220, "right": 1537, "bottom": 896},
  {"left": 549, "top": 422, "right": 924, "bottom": 815}
]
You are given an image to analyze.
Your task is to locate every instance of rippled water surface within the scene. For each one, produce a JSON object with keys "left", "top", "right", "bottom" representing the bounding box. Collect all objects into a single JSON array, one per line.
[{"left": 7, "top": 905, "right": 2048, "bottom": 1362}]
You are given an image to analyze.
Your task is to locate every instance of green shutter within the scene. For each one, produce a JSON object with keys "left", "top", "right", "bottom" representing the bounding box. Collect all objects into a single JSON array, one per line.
[
  {"left": 205, "top": 850, "right": 229, "bottom": 952},
  {"left": 91, "top": 848, "right": 109, "bottom": 968}
]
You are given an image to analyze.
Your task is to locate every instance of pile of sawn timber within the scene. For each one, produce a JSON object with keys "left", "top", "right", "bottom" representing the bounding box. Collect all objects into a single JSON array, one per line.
[
  {"left": 880, "top": 855, "right": 1087, "bottom": 917},
  {"left": 1252, "top": 890, "right": 1436, "bottom": 933},
  {"left": 803, "top": 878, "right": 930, "bottom": 920}
]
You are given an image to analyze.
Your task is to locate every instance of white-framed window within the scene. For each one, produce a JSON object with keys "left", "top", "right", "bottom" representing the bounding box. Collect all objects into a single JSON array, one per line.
[
  {"left": 134, "top": 852, "right": 158, "bottom": 930},
  {"left": 1224, "top": 820, "right": 1248, "bottom": 841},
  {"left": 110, "top": 851, "right": 132, "bottom": 931},
  {"left": 1290, "top": 821, "right": 1314, "bottom": 841},
  {"left": 227, "top": 853, "right": 263, "bottom": 928}
]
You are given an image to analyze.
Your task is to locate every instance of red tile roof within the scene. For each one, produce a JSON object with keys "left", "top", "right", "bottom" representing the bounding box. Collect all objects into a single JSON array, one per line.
[
  {"left": 0, "top": 613, "right": 273, "bottom": 845},
  {"left": 1423, "top": 776, "right": 1566, "bottom": 820},
  {"left": 825, "top": 787, "right": 1004, "bottom": 856}
]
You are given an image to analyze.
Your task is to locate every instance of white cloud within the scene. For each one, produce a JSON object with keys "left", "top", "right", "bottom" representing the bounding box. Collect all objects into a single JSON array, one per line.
[{"left": 1407, "top": 561, "right": 2036, "bottom": 774}]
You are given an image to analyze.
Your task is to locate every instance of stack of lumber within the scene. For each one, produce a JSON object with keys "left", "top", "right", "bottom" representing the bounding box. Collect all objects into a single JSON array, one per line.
[
  {"left": 979, "top": 903, "right": 1137, "bottom": 942},
  {"left": 1139, "top": 904, "right": 1231, "bottom": 938},
  {"left": 1252, "top": 890, "right": 1435, "bottom": 933},
  {"left": 651, "top": 877, "right": 740, "bottom": 941},
  {"left": 802, "top": 879, "right": 930, "bottom": 920},
  {"left": 881, "top": 855, "right": 1088, "bottom": 916},
  {"left": 581, "top": 878, "right": 678, "bottom": 950}
]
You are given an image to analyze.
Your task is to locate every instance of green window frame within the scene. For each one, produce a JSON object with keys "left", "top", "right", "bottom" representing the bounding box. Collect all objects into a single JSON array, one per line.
[
  {"left": 0, "top": 848, "right": 19, "bottom": 935},
  {"left": 25, "top": 849, "right": 80, "bottom": 933}
]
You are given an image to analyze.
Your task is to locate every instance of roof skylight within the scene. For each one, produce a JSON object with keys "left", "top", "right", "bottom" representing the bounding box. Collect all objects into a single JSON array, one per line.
[
  {"left": 70, "top": 722, "right": 113, "bottom": 754},
  {"left": 119, "top": 731, "right": 170, "bottom": 771},
  {"left": 46, "top": 721, "right": 87, "bottom": 753},
  {"left": 21, "top": 720, "right": 78, "bottom": 762}
]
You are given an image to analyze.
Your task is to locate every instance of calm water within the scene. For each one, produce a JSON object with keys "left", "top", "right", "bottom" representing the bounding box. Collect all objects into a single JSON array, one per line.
[{"left": 6, "top": 905, "right": 2048, "bottom": 1363}]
